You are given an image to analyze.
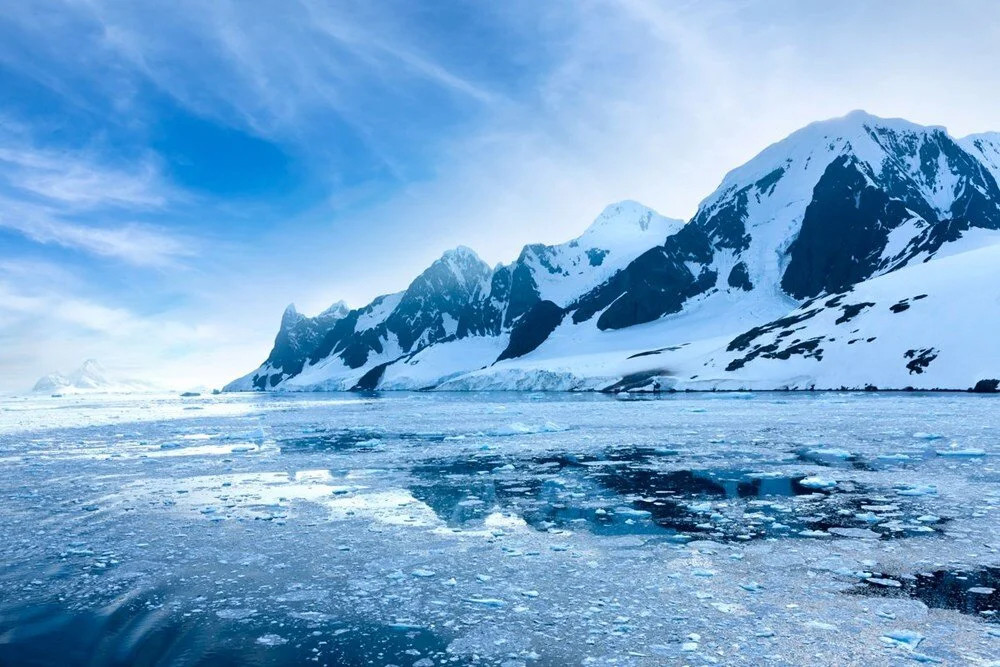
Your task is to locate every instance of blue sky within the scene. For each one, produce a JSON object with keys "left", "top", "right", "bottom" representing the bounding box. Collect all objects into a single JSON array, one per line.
[{"left": 1, "top": 0, "right": 999, "bottom": 390}]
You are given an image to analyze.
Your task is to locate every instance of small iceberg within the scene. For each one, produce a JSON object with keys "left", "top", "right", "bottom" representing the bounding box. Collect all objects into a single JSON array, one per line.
[{"left": 799, "top": 476, "right": 837, "bottom": 490}]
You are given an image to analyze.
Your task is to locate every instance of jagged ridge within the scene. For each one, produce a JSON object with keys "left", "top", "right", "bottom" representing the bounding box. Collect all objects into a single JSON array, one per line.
[{"left": 227, "top": 112, "right": 1000, "bottom": 392}]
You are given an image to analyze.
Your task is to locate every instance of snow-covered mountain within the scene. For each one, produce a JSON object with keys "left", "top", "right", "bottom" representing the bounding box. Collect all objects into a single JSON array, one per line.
[
  {"left": 226, "top": 203, "right": 682, "bottom": 391},
  {"left": 32, "top": 359, "right": 153, "bottom": 394},
  {"left": 228, "top": 112, "right": 1000, "bottom": 393}
]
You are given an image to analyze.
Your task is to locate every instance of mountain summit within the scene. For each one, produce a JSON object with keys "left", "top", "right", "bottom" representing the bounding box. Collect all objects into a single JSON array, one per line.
[
  {"left": 32, "top": 359, "right": 152, "bottom": 394},
  {"left": 228, "top": 112, "right": 1000, "bottom": 393}
]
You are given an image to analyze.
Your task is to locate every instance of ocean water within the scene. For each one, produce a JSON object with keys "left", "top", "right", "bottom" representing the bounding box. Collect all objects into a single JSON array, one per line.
[{"left": 0, "top": 391, "right": 997, "bottom": 665}]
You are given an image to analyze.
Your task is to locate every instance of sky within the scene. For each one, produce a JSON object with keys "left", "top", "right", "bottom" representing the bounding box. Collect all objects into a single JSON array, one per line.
[{"left": 1, "top": 0, "right": 999, "bottom": 391}]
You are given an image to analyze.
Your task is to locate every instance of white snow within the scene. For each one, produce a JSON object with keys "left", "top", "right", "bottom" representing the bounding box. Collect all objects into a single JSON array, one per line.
[
  {"left": 522, "top": 201, "right": 683, "bottom": 308},
  {"left": 31, "top": 359, "right": 155, "bottom": 394},
  {"left": 959, "top": 131, "right": 1000, "bottom": 183},
  {"left": 230, "top": 112, "right": 1000, "bottom": 394}
]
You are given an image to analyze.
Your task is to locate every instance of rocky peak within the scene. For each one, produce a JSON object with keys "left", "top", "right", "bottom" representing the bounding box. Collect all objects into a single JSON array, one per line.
[
  {"left": 409, "top": 246, "right": 492, "bottom": 300},
  {"left": 280, "top": 303, "right": 304, "bottom": 329},
  {"left": 317, "top": 300, "right": 350, "bottom": 320}
]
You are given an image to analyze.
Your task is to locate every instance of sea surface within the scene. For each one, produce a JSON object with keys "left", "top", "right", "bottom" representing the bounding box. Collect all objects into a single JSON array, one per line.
[{"left": 0, "top": 391, "right": 998, "bottom": 665}]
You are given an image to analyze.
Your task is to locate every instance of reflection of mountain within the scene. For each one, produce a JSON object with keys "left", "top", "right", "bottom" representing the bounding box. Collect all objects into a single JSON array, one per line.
[
  {"left": 31, "top": 359, "right": 154, "bottom": 394},
  {"left": 405, "top": 447, "right": 940, "bottom": 542}
]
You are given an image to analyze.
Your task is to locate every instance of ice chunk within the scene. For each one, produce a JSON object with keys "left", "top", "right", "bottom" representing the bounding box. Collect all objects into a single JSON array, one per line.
[
  {"left": 895, "top": 484, "right": 937, "bottom": 496},
  {"left": 799, "top": 476, "right": 837, "bottom": 490},
  {"left": 464, "top": 597, "right": 505, "bottom": 607},
  {"left": 866, "top": 577, "right": 902, "bottom": 588},
  {"left": 828, "top": 527, "right": 879, "bottom": 539},
  {"left": 880, "top": 630, "right": 924, "bottom": 649},
  {"left": 807, "top": 448, "right": 853, "bottom": 459},
  {"left": 909, "top": 653, "right": 943, "bottom": 663},
  {"left": 935, "top": 448, "right": 985, "bottom": 457},
  {"left": 256, "top": 634, "right": 288, "bottom": 646},
  {"left": 804, "top": 621, "right": 838, "bottom": 631},
  {"left": 799, "top": 530, "right": 831, "bottom": 538}
]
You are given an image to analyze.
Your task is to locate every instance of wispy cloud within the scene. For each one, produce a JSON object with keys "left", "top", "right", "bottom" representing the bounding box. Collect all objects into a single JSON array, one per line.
[
  {"left": 0, "top": 207, "right": 195, "bottom": 268},
  {"left": 80, "top": 0, "right": 498, "bottom": 150},
  {"left": 0, "top": 121, "right": 195, "bottom": 267},
  {"left": 0, "top": 146, "right": 168, "bottom": 208}
]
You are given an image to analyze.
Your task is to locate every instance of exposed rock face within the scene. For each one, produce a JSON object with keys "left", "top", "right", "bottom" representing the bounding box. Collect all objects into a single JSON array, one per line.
[
  {"left": 497, "top": 300, "right": 565, "bottom": 362},
  {"left": 568, "top": 224, "right": 717, "bottom": 330},
  {"left": 780, "top": 155, "right": 913, "bottom": 299}
]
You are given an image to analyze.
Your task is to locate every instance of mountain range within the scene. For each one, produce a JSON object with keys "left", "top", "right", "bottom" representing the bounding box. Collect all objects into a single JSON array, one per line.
[
  {"left": 227, "top": 111, "right": 1000, "bottom": 393},
  {"left": 32, "top": 359, "right": 156, "bottom": 394}
]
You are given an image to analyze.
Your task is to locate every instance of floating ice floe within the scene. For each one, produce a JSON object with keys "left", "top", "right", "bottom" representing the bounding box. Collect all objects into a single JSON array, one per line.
[
  {"left": 895, "top": 484, "right": 937, "bottom": 496},
  {"left": 464, "top": 597, "right": 505, "bottom": 607},
  {"left": 806, "top": 448, "right": 853, "bottom": 459},
  {"left": 935, "top": 448, "right": 986, "bottom": 457},
  {"left": 799, "top": 529, "right": 831, "bottom": 538},
  {"left": 909, "top": 653, "right": 944, "bottom": 663},
  {"left": 968, "top": 586, "right": 995, "bottom": 595},
  {"left": 799, "top": 476, "right": 837, "bottom": 490},
  {"left": 866, "top": 577, "right": 902, "bottom": 588},
  {"left": 804, "top": 621, "right": 838, "bottom": 631},
  {"left": 255, "top": 634, "right": 288, "bottom": 647},
  {"left": 880, "top": 630, "right": 924, "bottom": 649},
  {"left": 492, "top": 421, "right": 568, "bottom": 436}
]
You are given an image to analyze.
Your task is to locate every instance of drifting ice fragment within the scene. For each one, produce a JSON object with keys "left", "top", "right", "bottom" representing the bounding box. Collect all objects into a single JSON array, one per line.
[
  {"left": 464, "top": 597, "right": 505, "bottom": 607},
  {"left": 866, "top": 577, "right": 902, "bottom": 588},
  {"left": 880, "top": 630, "right": 924, "bottom": 649},
  {"left": 807, "top": 448, "right": 853, "bottom": 459},
  {"left": 935, "top": 448, "right": 985, "bottom": 457},
  {"left": 895, "top": 484, "right": 937, "bottom": 496},
  {"left": 255, "top": 634, "right": 288, "bottom": 646},
  {"left": 799, "top": 476, "right": 837, "bottom": 490}
]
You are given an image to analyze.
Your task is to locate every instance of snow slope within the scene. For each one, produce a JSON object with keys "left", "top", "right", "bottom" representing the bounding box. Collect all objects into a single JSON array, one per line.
[
  {"left": 445, "top": 242, "right": 1000, "bottom": 391},
  {"left": 692, "top": 241, "right": 1000, "bottom": 390},
  {"left": 960, "top": 131, "right": 1000, "bottom": 184}
]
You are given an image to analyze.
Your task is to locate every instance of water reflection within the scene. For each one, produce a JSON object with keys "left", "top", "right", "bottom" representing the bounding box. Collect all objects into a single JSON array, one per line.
[
  {"left": 855, "top": 567, "right": 999, "bottom": 620},
  {"left": 405, "top": 447, "right": 943, "bottom": 542}
]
